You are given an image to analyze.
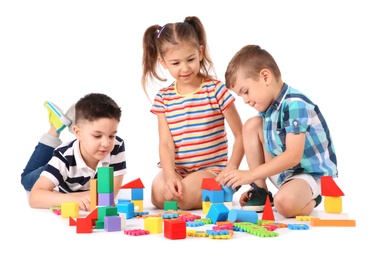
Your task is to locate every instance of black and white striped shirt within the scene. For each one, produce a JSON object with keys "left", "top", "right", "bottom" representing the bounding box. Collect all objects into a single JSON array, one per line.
[{"left": 41, "top": 136, "right": 126, "bottom": 193}]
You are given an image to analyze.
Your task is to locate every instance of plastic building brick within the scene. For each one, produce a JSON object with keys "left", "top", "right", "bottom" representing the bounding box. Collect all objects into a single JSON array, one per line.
[
  {"left": 287, "top": 224, "right": 309, "bottom": 230},
  {"left": 310, "top": 218, "right": 356, "bottom": 227},
  {"left": 187, "top": 230, "right": 208, "bottom": 237},
  {"left": 178, "top": 213, "right": 201, "bottom": 222},
  {"left": 124, "top": 229, "right": 150, "bottom": 236},
  {"left": 296, "top": 216, "right": 314, "bottom": 221}
]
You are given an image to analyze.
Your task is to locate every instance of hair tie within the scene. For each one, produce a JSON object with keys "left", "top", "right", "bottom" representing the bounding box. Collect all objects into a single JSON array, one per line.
[{"left": 157, "top": 25, "right": 165, "bottom": 38}]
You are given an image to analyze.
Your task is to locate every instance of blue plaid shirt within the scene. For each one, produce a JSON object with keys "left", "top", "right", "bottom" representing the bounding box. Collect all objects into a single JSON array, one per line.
[{"left": 259, "top": 83, "right": 338, "bottom": 185}]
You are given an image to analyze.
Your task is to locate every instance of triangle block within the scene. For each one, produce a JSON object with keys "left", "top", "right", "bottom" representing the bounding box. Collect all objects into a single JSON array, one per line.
[
  {"left": 320, "top": 176, "right": 344, "bottom": 196},
  {"left": 261, "top": 195, "right": 275, "bottom": 221},
  {"left": 120, "top": 178, "right": 145, "bottom": 189},
  {"left": 201, "top": 178, "right": 222, "bottom": 190}
]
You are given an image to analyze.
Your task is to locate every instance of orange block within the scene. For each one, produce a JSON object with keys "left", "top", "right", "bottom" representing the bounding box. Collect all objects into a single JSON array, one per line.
[
  {"left": 310, "top": 218, "right": 356, "bottom": 227},
  {"left": 90, "top": 179, "right": 97, "bottom": 211}
]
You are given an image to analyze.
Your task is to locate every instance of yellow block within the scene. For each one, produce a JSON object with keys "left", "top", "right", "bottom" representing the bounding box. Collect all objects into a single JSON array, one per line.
[
  {"left": 324, "top": 196, "right": 342, "bottom": 213},
  {"left": 61, "top": 201, "right": 79, "bottom": 218}
]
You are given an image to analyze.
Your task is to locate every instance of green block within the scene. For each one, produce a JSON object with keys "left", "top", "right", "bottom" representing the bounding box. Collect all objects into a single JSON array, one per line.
[{"left": 97, "top": 167, "right": 114, "bottom": 193}]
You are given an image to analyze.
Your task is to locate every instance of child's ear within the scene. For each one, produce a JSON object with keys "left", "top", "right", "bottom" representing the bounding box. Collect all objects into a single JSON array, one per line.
[
  {"left": 260, "top": 69, "right": 270, "bottom": 83},
  {"left": 158, "top": 56, "right": 167, "bottom": 69},
  {"left": 199, "top": 45, "right": 204, "bottom": 61},
  {"left": 73, "top": 125, "right": 81, "bottom": 138}
]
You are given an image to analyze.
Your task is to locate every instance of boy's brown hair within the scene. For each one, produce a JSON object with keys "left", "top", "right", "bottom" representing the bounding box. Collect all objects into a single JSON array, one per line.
[{"left": 225, "top": 44, "right": 281, "bottom": 89}]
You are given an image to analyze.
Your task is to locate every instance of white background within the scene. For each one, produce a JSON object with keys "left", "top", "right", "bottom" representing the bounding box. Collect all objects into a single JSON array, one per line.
[{"left": 1, "top": 0, "right": 388, "bottom": 258}]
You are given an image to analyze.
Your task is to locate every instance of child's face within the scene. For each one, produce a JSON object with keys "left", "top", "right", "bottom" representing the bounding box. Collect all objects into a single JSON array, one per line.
[
  {"left": 159, "top": 42, "right": 204, "bottom": 87},
  {"left": 74, "top": 118, "right": 119, "bottom": 168},
  {"left": 232, "top": 70, "right": 274, "bottom": 113}
]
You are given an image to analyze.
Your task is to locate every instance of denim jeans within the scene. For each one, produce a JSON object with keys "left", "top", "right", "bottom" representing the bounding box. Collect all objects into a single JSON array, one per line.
[{"left": 21, "top": 142, "right": 55, "bottom": 191}]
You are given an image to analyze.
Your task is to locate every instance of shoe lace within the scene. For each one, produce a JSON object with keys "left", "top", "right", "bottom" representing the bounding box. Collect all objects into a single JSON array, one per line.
[{"left": 247, "top": 183, "right": 270, "bottom": 199}]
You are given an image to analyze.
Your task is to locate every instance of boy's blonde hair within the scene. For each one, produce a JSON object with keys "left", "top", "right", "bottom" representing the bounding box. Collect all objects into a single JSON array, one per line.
[{"left": 225, "top": 45, "right": 281, "bottom": 89}]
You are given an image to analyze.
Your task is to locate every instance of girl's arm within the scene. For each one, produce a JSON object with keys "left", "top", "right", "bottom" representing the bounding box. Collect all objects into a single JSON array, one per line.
[{"left": 218, "top": 103, "right": 244, "bottom": 179}]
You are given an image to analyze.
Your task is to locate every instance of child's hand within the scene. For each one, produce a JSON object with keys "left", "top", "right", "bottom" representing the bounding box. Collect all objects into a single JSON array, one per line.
[
  {"left": 239, "top": 190, "right": 250, "bottom": 207},
  {"left": 223, "top": 169, "right": 253, "bottom": 190},
  {"left": 71, "top": 192, "right": 91, "bottom": 211},
  {"left": 164, "top": 176, "right": 183, "bottom": 201}
]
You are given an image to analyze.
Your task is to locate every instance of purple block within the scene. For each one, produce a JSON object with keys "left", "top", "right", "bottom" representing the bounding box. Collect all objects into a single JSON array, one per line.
[
  {"left": 98, "top": 192, "right": 114, "bottom": 206},
  {"left": 104, "top": 216, "right": 121, "bottom": 232}
]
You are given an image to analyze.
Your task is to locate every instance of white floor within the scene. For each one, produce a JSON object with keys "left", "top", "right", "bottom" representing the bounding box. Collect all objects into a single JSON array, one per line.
[{"left": 4, "top": 184, "right": 379, "bottom": 260}]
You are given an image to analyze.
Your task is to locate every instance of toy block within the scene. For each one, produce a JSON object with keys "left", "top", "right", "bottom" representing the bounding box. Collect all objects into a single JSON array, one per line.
[
  {"left": 118, "top": 213, "right": 127, "bottom": 229},
  {"left": 206, "top": 203, "right": 229, "bottom": 224},
  {"left": 178, "top": 213, "right": 201, "bottom": 222},
  {"left": 202, "top": 189, "right": 224, "bottom": 203},
  {"left": 296, "top": 216, "right": 314, "bottom": 221},
  {"left": 324, "top": 196, "right": 342, "bottom": 213},
  {"left": 261, "top": 196, "right": 275, "bottom": 221},
  {"left": 124, "top": 229, "right": 150, "bottom": 236},
  {"left": 228, "top": 209, "right": 258, "bottom": 224},
  {"left": 89, "top": 178, "right": 97, "bottom": 211},
  {"left": 76, "top": 217, "right": 93, "bottom": 233},
  {"left": 97, "top": 206, "right": 118, "bottom": 222},
  {"left": 288, "top": 224, "right": 309, "bottom": 230},
  {"left": 52, "top": 209, "right": 61, "bottom": 215},
  {"left": 318, "top": 211, "right": 349, "bottom": 220},
  {"left": 86, "top": 208, "right": 98, "bottom": 221},
  {"left": 164, "top": 219, "right": 187, "bottom": 240},
  {"left": 144, "top": 217, "right": 163, "bottom": 234},
  {"left": 98, "top": 192, "right": 114, "bottom": 206},
  {"left": 120, "top": 178, "right": 145, "bottom": 189},
  {"left": 116, "top": 201, "right": 135, "bottom": 219},
  {"left": 221, "top": 185, "right": 234, "bottom": 202},
  {"left": 61, "top": 202, "right": 79, "bottom": 218},
  {"left": 202, "top": 201, "right": 211, "bottom": 214},
  {"left": 69, "top": 217, "right": 77, "bottom": 226},
  {"left": 164, "top": 200, "right": 178, "bottom": 211},
  {"left": 97, "top": 167, "right": 114, "bottom": 193},
  {"left": 320, "top": 176, "right": 344, "bottom": 196},
  {"left": 131, "top": 188, "right": 144, "bottom": 200},
  {"left": 104, "top": 216, "right": 122, "bottom": 232},
  {"left": 311, "top": 218, "right": 356, "bottom": 227},
  {"left": 132, "top": 200, "right": 143, "bottom": 212},
  {"left": 201, "top": 178, "right": 221, "bottom": 190}
]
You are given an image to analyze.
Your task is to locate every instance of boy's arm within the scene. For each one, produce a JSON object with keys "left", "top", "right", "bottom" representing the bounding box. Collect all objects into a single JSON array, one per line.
[
  {"left": 29, "top": 175, "right": 90, "bottom": 211},
  {"left": 252, "top": 132, "right": 305, "bottom": 179},
  {"left": 223, "top": 132, "right": 306, "bottom": 190}
]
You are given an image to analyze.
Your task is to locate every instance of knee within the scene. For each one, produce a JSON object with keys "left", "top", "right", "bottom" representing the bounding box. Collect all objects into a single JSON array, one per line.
[
  {"left": 273, "top": 193, "right": 295, "bottom": 218},
  {"left": 243, "top": 116, "right": 263, "bottom": 135}
]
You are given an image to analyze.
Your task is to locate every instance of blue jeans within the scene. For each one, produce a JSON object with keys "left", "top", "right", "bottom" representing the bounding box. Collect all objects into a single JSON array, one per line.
[{"left": 21, "top": 142, "right": 55, "bottom": 191}]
